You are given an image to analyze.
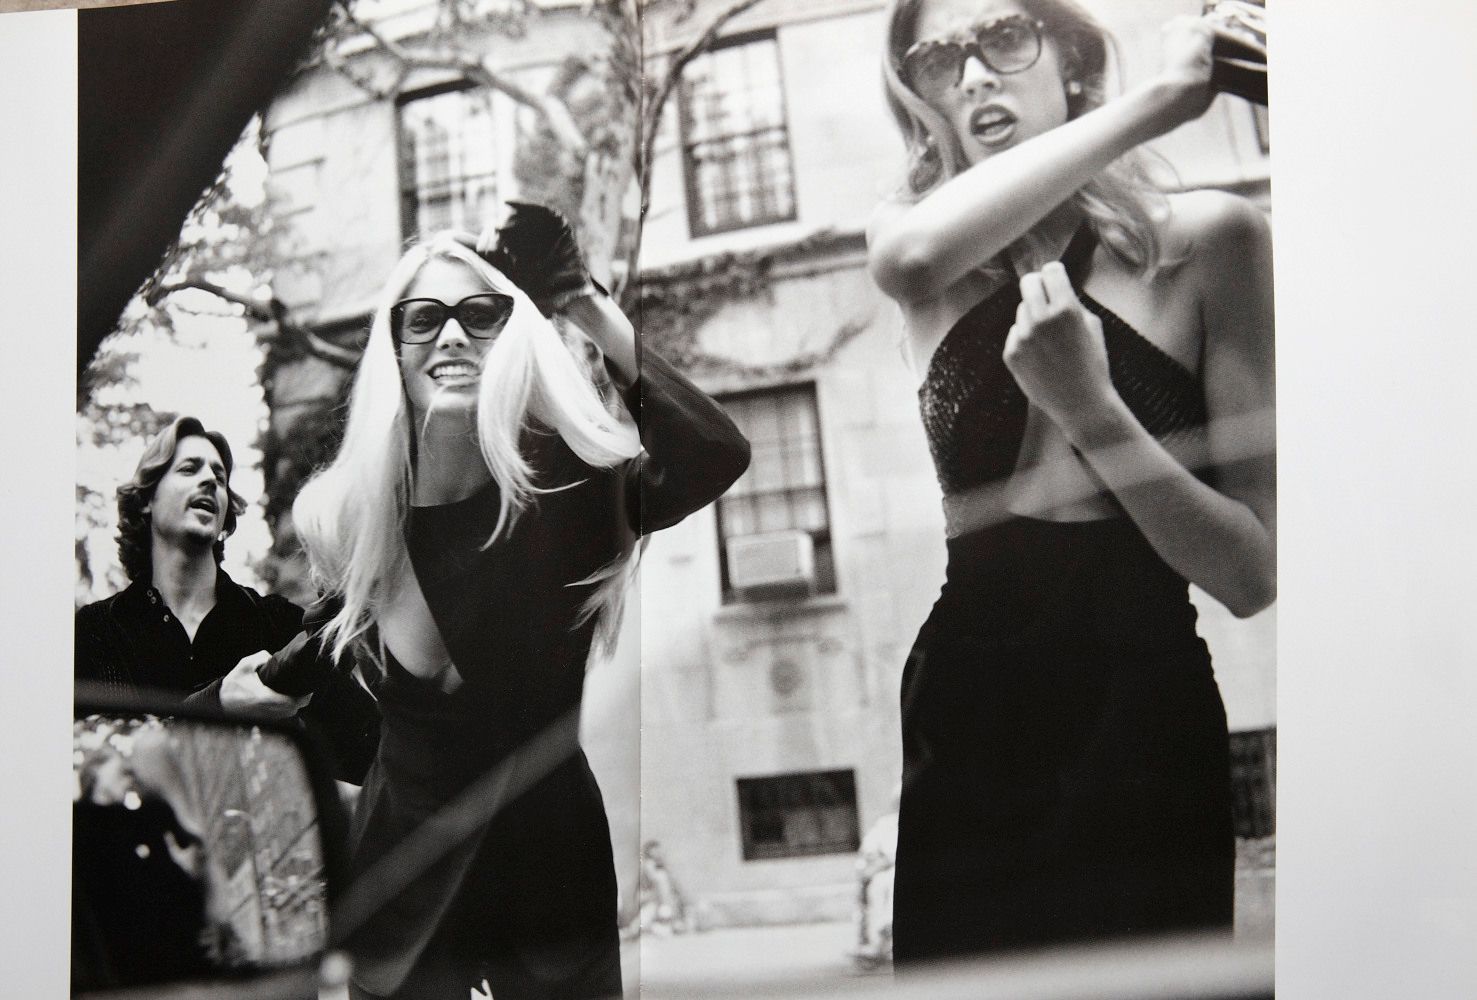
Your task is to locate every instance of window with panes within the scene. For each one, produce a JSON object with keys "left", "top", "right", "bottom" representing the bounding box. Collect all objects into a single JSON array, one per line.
[
  {"left": 715, "top": 384, "right": 834, "bottom": 602},
  {"left": 735, "top": 769, "right": 860, "bottom": 861},
  {"left": 397, "top": 83, "right": 500, "bottom": 240},
  {"left": 678, "top": 32, "right": 797, "bottom": 237}
]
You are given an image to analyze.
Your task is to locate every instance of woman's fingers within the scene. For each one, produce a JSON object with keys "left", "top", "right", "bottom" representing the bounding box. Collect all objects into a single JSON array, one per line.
[
  {"left": 1163, "top": 14, "right": 1217, "bottom": 76},
  {"left": 450, "top": 229, "right": 506, "bottom": 258},
  {"left": 1038, "top": 261, "right": 1079, "bottom": 306},
  {"left": 1019, "top": 262, "right": 1079, "bottom": 318},
  {"left": 1018, "top": 271, "right": 1048, "bottom": 318}
]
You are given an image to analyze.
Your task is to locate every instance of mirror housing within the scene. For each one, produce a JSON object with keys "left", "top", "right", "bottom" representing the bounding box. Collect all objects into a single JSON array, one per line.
[{"left": 73, "top": 683, "right": 351, "bottom": 999}]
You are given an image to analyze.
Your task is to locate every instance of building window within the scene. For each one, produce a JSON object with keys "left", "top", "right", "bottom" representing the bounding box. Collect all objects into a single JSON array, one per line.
[
  {"left": 1250, "top": 103, "right": 1271, "bottom": 155},
  {"left": 397, "top": 84, "right": 500, "bottom": 240},
  {"left": 1230, "top": 727, "right": 1276, "bottom": 839},
  {"left": 678, "top": 32, "right": 797, "bottom": 237},
  {"left": 736, "top": 769, "right": 859, "bottom": 861},
  {"left": 716, "top": 384, "right": 835, "bottom": 602}
]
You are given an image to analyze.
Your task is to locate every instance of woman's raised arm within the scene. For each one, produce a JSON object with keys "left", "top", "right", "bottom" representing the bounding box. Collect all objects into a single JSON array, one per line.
[
  {"left": 562, "top": 290, "right": 751, "bottom": 535},
  {"left": 868, "top": 16, "right": 1220, "bottom": 306}
]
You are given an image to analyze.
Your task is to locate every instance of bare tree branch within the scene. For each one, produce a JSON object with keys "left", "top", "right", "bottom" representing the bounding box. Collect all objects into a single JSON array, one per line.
[
  {"left": 148, "top": 279, "right": 361, "bottom": 370},
  {"left": 463, "top": 62, "right": 587, "bottom": 157},
  {"left": 640, "top": 0, "right": 768, "bottom": 199},
  {"left": 329, "top": 0, "right": 587, "bottom": 157},
  {"left": 147, "top": 277, "right": 272, "bottom": 321},
  {"left": 629, "top": 0, "right": 769, "bottom": 281},
  {"left": 340, "top": 0, "right": 416, "bottom": 63},
  {"left": 320, "top": 41, "right": 400, "bottom": 101}
]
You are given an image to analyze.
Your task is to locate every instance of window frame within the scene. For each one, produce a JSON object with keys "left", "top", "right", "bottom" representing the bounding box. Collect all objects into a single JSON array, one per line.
[
  {"left": 1229, "top": 726, "right": 1277, "bottom": 839},
  {"left": 713, "top": 382, "right": 836, "bottom": 604},
  {"left": 1250, "top": 102, "right": 1271, "bottom": 155},
  {"left": 394, "top": 79, "right": 501, "bottom": 243},
  {"left": 735, "top": 768, "right": 861, "bottom": 862},
  {"left": 676, "top": 29, "right": 799, "bottom": 238}
]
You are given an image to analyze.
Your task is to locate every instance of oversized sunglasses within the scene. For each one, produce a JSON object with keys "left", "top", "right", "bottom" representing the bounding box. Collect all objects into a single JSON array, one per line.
[
  {"left": 389, "top": 293, "right": 514, "bottom": 344},
  {"left": 901, "top": 15, "right": 1046, "bottom": 98}
]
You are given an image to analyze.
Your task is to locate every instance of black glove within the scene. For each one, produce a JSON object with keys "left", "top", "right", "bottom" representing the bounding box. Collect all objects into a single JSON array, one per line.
[{"left": 481, "top": 202, "right": 592, "bottom": 316}]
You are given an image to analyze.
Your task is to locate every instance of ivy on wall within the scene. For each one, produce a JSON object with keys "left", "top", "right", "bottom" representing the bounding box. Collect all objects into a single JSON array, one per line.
[{"left": 630, "top": 228, "right": 870, "bottom": 379}]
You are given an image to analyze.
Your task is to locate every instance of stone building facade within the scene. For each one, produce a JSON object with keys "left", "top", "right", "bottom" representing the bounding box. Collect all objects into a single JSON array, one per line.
[{"left": 259, "top": 0, "right": 1274, "bottom": 926}]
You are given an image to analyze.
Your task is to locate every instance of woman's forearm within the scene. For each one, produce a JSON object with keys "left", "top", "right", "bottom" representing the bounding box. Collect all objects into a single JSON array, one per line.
[
  {"left": 870, "top": 78, "right": 1191, "bottom": 302},
  {"left": 561, "top": 292, "right": 638, "bottom": 386},
  {"left": 1064, "top": 396, "right": 1275, "bottom": 617}
]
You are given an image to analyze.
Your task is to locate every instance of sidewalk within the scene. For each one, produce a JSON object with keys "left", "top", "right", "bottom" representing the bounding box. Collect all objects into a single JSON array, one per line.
[
  {"left": 630, "top": 920, "right": 880, "bottom": 998},
  {"left": 627, "top": 838, "right": 1273, "bottom": 997}
]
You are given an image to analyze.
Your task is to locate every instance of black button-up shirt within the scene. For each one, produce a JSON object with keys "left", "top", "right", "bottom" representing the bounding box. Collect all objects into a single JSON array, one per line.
[
  {"left": 76, "top": 571, "right": 301, "bottom": 702},
  {"left": 75, "top": 570, "right": 379, "bottom": 782}
]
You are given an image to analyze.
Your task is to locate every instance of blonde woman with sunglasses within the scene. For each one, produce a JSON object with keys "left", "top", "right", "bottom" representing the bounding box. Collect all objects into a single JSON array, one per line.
[{"left": 281, "top": 205, "right": 749, "bottom": 999}]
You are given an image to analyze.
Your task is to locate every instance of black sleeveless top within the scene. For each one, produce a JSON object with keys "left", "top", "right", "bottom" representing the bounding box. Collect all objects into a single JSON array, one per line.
[
  {"left": 919, "top": 225, "right": 1207, "bottom": 502},
  {"left": 896, "top": 233, "right": 1234, "bottom": 968}
]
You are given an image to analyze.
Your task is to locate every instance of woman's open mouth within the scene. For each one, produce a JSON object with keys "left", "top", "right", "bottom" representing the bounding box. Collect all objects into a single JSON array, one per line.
[
  {"left": 428, "top": 360, "right": 480, "bottom": 386},
  {"left": 969, "top": 105, "right": 1018, "bottom": 147}
]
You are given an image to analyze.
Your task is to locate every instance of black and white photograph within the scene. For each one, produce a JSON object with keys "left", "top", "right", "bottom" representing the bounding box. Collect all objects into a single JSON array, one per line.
[{"left": 2, "top": 0, "right": 1476, "bottom": 997}]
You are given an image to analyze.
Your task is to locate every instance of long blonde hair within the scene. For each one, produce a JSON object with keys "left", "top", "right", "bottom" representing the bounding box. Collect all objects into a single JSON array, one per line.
[
  {"left": 880, "top": 0, "right": 1167, "bottom": 275},
  {"left": 292, "top": 233, "right": 643, "bottom": 665}
]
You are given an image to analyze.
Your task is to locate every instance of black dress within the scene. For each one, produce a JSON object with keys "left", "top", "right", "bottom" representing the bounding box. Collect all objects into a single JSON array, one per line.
[
  {"left": 891, "top": 227, "right": 1236, "bottom": 963},
  {"left": 281, "top": 352, "right": 748, "bottom": 999}
]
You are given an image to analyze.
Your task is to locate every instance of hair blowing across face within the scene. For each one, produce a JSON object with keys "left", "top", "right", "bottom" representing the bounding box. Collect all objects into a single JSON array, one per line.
[{"left": 115, "top": 416, "right": 247, "bottom": 584}]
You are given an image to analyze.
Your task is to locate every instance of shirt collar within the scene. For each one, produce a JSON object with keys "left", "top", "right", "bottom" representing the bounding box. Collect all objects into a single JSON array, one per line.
[{"left": 119, "top": 565, "right": 240, "bottom": 613}]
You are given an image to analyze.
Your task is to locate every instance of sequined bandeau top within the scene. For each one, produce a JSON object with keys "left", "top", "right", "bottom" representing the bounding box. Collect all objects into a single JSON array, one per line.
[{"left": 918, "top": 225, "right": 1207, "bottom": 501}]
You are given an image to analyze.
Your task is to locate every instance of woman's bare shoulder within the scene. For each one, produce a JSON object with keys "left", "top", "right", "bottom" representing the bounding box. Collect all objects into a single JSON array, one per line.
[
  {"left": 1162, "top": 190, "right": 1273, "bottom": 369},
  {"left": 1163, "top": 189, "right": 1272, "bottom": 268}
]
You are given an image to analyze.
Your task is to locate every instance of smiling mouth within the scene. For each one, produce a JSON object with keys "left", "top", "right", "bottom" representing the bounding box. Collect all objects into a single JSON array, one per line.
[
  {"left": 428, "top": 360, "right": 480, "bottom": 385},
  {"left": 969, "top": 106, "right": 1017, "bottom": 146}
]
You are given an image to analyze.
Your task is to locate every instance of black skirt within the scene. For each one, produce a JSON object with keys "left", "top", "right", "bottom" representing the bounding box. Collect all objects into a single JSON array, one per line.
[{"left": 892, "top": 516, "right": 1235, "bottom": 963}]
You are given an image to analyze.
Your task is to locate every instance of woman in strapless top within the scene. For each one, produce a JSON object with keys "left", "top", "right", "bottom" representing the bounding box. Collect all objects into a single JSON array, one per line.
[
  {"left": 867, "top": 0, "right": 1275, "bottom": 963},
  {"left": 284, "top": 206, "right": 749, "bottom": 999}
]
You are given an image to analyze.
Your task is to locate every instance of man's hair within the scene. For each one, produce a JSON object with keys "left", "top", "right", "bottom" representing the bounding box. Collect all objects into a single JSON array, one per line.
[{"left": 115, "top": 416, "right": 248, "bottom": 583}]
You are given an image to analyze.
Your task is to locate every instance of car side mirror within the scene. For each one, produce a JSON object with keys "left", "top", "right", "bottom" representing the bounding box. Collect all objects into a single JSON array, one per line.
[{"left": 73, "top": 684, "right": 351, "bottom": 999}]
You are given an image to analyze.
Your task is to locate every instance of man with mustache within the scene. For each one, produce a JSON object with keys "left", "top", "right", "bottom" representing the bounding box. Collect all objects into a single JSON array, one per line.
[{"left": 75, "top": 416, "right": 378, "bottom": 781}]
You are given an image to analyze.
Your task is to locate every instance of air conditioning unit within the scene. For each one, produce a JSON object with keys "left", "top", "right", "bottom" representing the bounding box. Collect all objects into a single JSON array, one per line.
[{"left": 727, "top": 530, "right": 815, "bottom": 598}]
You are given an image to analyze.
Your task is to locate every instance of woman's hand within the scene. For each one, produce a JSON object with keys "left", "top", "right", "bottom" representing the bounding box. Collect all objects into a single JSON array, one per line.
[
  {"left": 459, "top": 202, "right": 592, "bottom": 314},
  {"left": 1003, "top": 262, "right": 1116, "bottom": 433},
  {"left": 1009, "top": 194, "right": 1276, "bottom": 619},
  {"left": 560, "top": 286, "right": 638, "bottom": 386},
  {"left": 1149, "top": 15, "right": 1221, "bottom": 130}
]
